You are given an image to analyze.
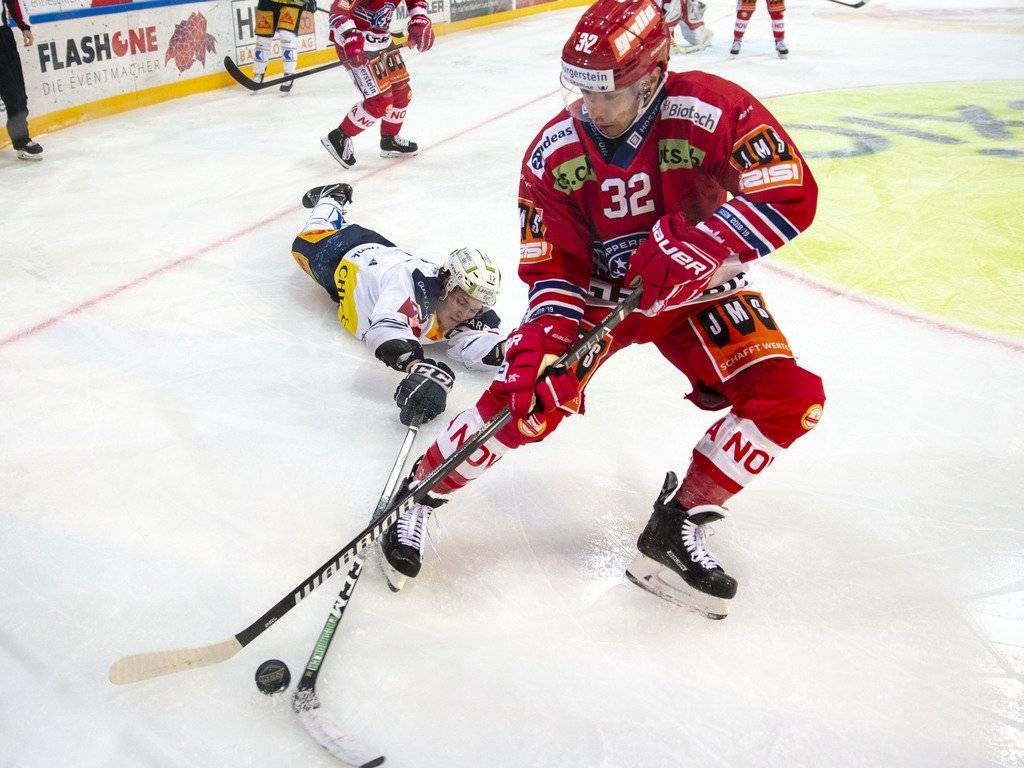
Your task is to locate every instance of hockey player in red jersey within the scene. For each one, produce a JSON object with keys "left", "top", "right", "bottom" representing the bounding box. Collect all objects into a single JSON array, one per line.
[
  {"left": 321, "top": 0, "right": 435, "bottom": 168},
  {"left": 379, "top": 0, "right": 824, "bottom": 615},
  {"left": 731, "top": 0, "right": 789, "bottom": 58}
]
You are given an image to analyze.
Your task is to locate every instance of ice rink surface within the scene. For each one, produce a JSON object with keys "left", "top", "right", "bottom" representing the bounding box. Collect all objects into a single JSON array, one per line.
[{"left": 1, "top": 1, "right": 1023, "bottom": 766}]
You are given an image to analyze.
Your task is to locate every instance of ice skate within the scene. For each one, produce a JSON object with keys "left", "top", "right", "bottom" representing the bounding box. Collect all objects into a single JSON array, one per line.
[
  {"left": 301, "top": 183, "right": 353, "bottom": 209},
  {"left": 378, "top": 468, "right": 446, "bottom": 592},
  {"left": 625, "top": 472, "right": 737, "bottom": 619},
  {"left": 379, "top": 135, "right": 418, "bottom": 159},
  {"left": 378, "top": 505, "right": 429, "bottom": 592},
  {"left": 322, "top": 128, "right": 356, "bottom": 169},
  {"left": 730, "top": 39, "right": 742, "bottom": 56},
  {"left": 14, "top": 139, "right": 43, "bottom": 161},
  {"left": 775, "top": 40, "right": 789, "bottom": 59},
  {"left": 279, "top": 76, "right": 294, "bottom": 95},
  {"left": 250, "top": 73, "right": 263, "bottom": 95}
]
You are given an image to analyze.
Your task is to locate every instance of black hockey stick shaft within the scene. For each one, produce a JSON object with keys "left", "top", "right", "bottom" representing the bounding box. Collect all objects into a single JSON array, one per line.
[
  {"left": 108, "top": 286, "right": 640, "bottom": 683},
  {"left": 295, "top": 415, "right": 421, "bottom": 694},
  {"left": 824, "top": 0, "right": 868, "bottom": 7},
  {"left": 223, "top": 55, "right": 343, "bottom": 91}
]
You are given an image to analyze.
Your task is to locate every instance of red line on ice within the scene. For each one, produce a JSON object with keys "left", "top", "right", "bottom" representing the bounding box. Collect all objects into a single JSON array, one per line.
[
  {"left": 764, "top": 261, "right": 1024, "bottom": 353},
  {"left": 0, "top": 89, "right": 558, "bottom": 350},
  {"left": 2, "top": 86, "right": 1019, "bottom": 354}
]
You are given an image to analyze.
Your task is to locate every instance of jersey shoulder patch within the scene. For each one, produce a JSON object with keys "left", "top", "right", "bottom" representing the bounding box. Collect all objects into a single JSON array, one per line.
[
  {"left": 524, "top": 113, "right": 582, "bottom": 179},
  {"left": 658, "top": 72, "right": 746, "bottom": 135}
]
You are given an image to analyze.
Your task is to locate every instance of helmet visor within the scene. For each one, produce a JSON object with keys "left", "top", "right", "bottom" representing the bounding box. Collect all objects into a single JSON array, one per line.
[{"left": 560, "top": 72, "right": 647, "bottom": 139}]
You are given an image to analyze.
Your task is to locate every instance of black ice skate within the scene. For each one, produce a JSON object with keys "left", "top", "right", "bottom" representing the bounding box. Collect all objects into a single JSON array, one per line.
[
  {"left": 730, "top": 40, "right": 742, "bottom": 56},
  {"left": 378, "top": 470, "right": 446, "bottom": 592},
  {"left": 625, "top": 472, "right": 738, "bottom": 619},
  {"left": 279, "top": 76, "right": 294, "bottom": 95},
  {"left": 379, "top": 135, "right": 418, "bottom": 159},
  {"left": 322, "top": 128, "right": 356, "bottom": 169},
  {"left": 14, "top": 139, "right": 43, "bottom": 161},
  {"left": 302, "top": 182, "right": 353, "bottom": 209},
  {"left": 775, "top": 40, "right": 789, "bottom": 58}
]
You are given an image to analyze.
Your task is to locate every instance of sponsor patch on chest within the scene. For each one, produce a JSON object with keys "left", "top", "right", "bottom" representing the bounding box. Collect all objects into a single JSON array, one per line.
[{"left": 660, "top": 96, "right": 723, "bottom": 133}]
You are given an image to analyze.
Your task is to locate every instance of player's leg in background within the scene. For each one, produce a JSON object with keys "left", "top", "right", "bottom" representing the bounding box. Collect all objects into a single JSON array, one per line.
[
  {"left": 379, "top": 50, "right": 418, "bottom": 157},
  {"left": 275, "top": 4, "right": 303, "bottom": 91},
  {"left": 0, "top": 25, "right": 31, "bottom": 148},
  {"left": 731, "top": 0, "right": 755, "bottom": 54},
  {"left": 322, "top": 56, "right": 393, "bottom": 167},
  {"left": 279, "top": 29, "right": 298, "bottom": 78},
  {"left": 252, "top": 0, "right": 279, "bottom": 85},
  {"left": 767, "top": 0, "right": 788, "bottom": 57}
]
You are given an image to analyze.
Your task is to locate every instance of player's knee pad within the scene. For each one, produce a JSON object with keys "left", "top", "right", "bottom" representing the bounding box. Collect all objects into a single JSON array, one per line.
[
  {"left": 737, "top": 9, "right": 753, "bottom": 20},
  {"left": 279, "top": 29, "right": 298, "bottom": 52},
  {"left": 279, "top": 28, "right": 298, "bottom": 70},
  {"left": 731, "top": 359, "right": 825, "bottom": 448},
  {"left": 767, "top": 0, "right": 785, "bottom": 12},
  {"left": 362, "top": 90, "right": 394, "bottom": 120},
  {"left": 254, "top": 36, "right": 272, "bottom": 63}
]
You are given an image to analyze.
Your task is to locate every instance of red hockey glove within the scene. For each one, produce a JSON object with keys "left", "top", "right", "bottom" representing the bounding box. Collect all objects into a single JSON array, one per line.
[
  {"left": 330, "top": 19, "right": 366, "bottom": 66},
  {"left": 535, "top": 366, "right": 581, "bottom": 414},
  {"left": 407, "top": 11, "right": 434, "bottom": 52},
  {"left": 492, "top": 317, "right": 578, "bottom": 419},
  {"left": 625, "top": 214, "right": 724, "bottom": 316},
  {"left": 339, "top": 30, "right": 365, "bottom": 66}
]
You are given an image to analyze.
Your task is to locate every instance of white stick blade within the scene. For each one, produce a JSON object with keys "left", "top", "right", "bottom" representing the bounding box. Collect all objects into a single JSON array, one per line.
[
  {"left": 297, "top": 702, "right": 385, "bottom": 768},
  {"left": 108, "top": 637, "right": 243, "bottom": 684}
]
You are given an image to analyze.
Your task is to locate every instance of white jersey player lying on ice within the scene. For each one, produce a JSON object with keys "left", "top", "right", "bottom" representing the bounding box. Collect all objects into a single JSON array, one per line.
[{"left": 291, "top": 183, "right": 506, "bottom": 425}]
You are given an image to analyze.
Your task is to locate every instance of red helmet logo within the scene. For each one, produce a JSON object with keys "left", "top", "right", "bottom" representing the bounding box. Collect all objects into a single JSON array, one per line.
[{"left": 562, "top": 0, "right": 670, "bottom": 91}]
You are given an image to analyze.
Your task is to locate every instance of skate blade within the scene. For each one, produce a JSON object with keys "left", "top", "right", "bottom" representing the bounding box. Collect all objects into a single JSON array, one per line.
[
  {"left": 379, "top": 149, "right": 419, "bottom": 159},
  {"left": 321, "top": 137, "right": 355, "bottom": 169},
  {"left": 625, "top": 554, "right": 730, "bottom": 619},
  {"left": 377, "top": 544, "right": 408, "bottom": 592}
]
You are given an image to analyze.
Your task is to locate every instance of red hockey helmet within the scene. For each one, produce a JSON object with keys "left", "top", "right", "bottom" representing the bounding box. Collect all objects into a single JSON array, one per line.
[{"left": 561, "top": 0, "right": 670, "bottom": 93}]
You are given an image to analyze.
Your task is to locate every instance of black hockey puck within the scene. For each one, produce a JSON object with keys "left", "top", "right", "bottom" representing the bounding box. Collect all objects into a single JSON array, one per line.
[{"left": 255, "top": 659, "right": 290, "bottom": 695}]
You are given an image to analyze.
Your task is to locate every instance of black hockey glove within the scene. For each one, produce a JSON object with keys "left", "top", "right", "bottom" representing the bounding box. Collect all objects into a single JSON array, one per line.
[
  {"left": 394, "top": 359, "right": 455, "bottom": 426},
  {"left": 303, "top": 0, "right": 318, "bottom": 12}
]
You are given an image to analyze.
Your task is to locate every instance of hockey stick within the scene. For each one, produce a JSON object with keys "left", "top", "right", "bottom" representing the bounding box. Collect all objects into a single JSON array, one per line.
[
  {"left": 107, "top": 284, "right": 641, "bottom": 685},
  {"left": 223, "top": 55, "right": 343, "bottom": 91},
  {"left": 292, "top": 415, "right": 421, "bottom": 768},
  {"left": 824, "top": 0, "right": 869, "bottom": 7}
]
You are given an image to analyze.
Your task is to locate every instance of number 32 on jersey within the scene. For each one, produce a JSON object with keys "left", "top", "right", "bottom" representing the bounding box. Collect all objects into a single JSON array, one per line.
[{"left": 602, "top": 172, "right": 655, "bottom": 219}]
